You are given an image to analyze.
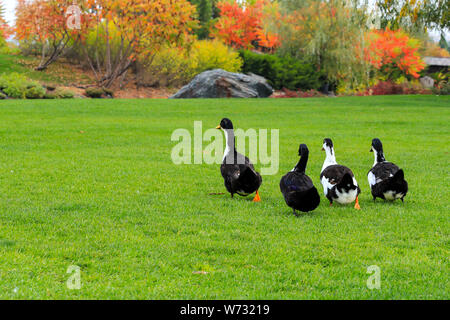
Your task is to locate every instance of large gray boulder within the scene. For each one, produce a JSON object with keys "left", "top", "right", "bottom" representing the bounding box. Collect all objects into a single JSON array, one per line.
[{"left": 170, "top": 69, "right": 273, "bottom": 99}]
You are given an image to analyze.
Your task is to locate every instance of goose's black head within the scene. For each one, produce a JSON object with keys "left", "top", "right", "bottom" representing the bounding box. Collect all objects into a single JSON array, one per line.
[
  {"left": 217, "top": 118, "right": 234, "bottom": 130},
  {"left": 371, "top": 138, "right": 383, "bottom": 153},
  {"left": 371, "top": 138, "right": 386, "bottom": 162},
  {"left": 322, "top": 138, "right": 333, "bottom": 154},
  {"left": 295, "top": 143, "right": 309, "bottom": 173},
  {"left": 298, "top": 144, "right": 309, "bottom": 156}
]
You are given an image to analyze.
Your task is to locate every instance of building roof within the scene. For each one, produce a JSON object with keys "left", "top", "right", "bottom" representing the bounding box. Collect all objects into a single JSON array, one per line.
[{"left": 424, "top": 57, "right": 450, "bottom": 66}]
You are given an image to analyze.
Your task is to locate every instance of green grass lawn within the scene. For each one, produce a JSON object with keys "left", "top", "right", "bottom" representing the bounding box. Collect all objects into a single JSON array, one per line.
[{"left": 0, "top": 95, "right": 448, "bottom": 299}]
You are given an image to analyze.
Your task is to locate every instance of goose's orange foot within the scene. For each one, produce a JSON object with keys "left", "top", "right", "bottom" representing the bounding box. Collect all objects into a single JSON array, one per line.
[
  {"left": 354, "top": 196, "right": 361, "bottom": 210},
  {"left": 253, "top": 190, "right": 261, "bottom": 202}
]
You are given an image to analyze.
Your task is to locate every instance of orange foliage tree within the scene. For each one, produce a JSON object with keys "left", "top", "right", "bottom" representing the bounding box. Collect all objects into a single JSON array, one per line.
[
  {"left": 364, "top": 29, "right": 425, "bottom": 79},
  {"left": 15, "top": 0, "right": 90, "bottom": 70},
  {"left": 213, "top": 0, "right": 279, "bottom": 52},
  {"left": 83, "top": 0, "right": 197, "bottom": 88},
  {"left": 0, "top": 0, "right": 11, "bottom": 41}
]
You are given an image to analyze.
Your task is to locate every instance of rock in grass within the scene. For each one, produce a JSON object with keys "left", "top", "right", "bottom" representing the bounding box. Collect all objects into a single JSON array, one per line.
[{"left": 170, "top": 69, "right": 274, "bottom": 99}]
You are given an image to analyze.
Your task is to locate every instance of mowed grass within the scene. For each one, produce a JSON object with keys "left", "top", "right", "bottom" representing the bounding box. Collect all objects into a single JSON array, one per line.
[{"left": 0, "top": 95, "right": 448, "bottom": 299}]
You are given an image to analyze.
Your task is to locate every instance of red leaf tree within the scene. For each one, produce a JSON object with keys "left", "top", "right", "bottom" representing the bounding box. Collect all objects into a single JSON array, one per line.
[
  {"left": 364, "top": 29, "right": 425, "bottom": 79},
  {"left": 213, "top": 0, "right": 279, "bottom": 52},
  {"left": 0, "top": 0, "right": 12, "bottom": 41}
]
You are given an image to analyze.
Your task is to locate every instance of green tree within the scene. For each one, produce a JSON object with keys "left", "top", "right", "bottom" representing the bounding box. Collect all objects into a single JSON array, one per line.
[
  {"left": 276, "top": 0, "right": 372, "bottom": 90},
  {"left": 439, "top": 34, "right": 449, "bottom": 52},
  {"left": 189, "top": 0, "right": 218, "bottom": 39},
  {"left": 376, "top": 0, "right": 449, "bottom": 36}
]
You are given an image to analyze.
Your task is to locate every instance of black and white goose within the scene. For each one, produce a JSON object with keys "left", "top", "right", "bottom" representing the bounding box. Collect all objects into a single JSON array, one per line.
[
  {"left": 320, "top": 138, "right": 361, "bottom": 210},
  {"left": 368, "top": 138, "right": 408, "bottom": 202},
  {"left": 280, "top": 144, "right": 320, "bottom": 215},
  {"left": 216, "top": 118, "right": 262, "bottom": 202}
]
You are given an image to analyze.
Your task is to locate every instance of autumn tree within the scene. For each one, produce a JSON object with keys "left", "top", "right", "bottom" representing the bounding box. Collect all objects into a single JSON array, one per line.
[
  {"left": 0, "top": 0, "right": 11, "bottom": 43},
  {"left": 82, "top": 0, "right": 197, "bottom": 88},
  {"left": 213, "top": 0, "right": 279, "bottom": 52},
  {"left": 15, "top": 0, "right": 90, "bottom": 70},
  {"left": 364, "top": 28, "right": 425, "bottom": 79}
]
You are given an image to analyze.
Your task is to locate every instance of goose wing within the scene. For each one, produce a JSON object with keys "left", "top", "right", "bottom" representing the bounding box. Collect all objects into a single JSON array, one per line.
[
  {"left": 221, "top": 151, "right": 262, "bottom": 194},
  {"left": 280, "top": 172, "right": 314, "bottom": 195},
  {"left": 368, "top": 162, "right": 399, "bottom": 186},
  {"left": 320, "top": 164, "right": 354, "bottom": 184}
]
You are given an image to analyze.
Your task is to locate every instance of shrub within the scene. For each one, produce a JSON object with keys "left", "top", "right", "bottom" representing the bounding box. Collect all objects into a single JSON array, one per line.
[
  {"left": 85, "top": 87, "right": 105, "bottom": 98},
  {"left": 0, "top": 73, "right": 46, "bottom": 99},
  {"left": 190, "top": 40, "right": 242, "bottom": 74},
  {"left": 0, "top": 77, "right": 7, "bottom": 90},
  {"left": 1, "top": 73, "right": 28, "bottom": 99},
  {"left": 432, "top": 82, "right": 450, "bottom": 95},
  {"left": 137, "top": 40, "right": 243, "bottom": 88},
  {"left": 0, "top": 92, "right": 6, "bottom": 99},
  {"left": 102, "top": 88, "right": 114, "bottom": 98},
  {"left": 44, "top": 92, "right": 57, "bottom": 99},
  {"left": 137, "top": 47, "right": 192, "bottom": 87},
  {"left": 55, "top": 88, "right": 75, "bottom": 99},
  {"left": 4, "top": 85, "right": 26, "bottom": 99},
  {"left": 0, "top": 45, "right": 19, "bottom": 55},
  {"left": 357, "top": 80, "right": 432, "bottom": 96},
  {"left": 239, "top": 50, "right": 322, "bottom": 90},
  {"left": 25, "top": 85, "right": 46, "bottom": 99}
]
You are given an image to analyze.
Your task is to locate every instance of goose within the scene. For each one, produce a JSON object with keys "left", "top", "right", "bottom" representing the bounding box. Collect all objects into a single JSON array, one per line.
[
  {"left": 320, "top": 138, "right": 361, "bottom": 210},
  {"left": 368, "top": 138, "right": 408, "bottom": 202},
  {"left": 216, "top": 118, "right": 262, "bottom": 202},
  {"left": 280, "top": 144, "right": 320, "bottom": 215}
]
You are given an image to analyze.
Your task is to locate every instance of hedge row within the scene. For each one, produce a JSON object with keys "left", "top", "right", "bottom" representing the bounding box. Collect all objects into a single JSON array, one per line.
[{"left": 239, "top": 50, "right": 323, "bottom": 91}]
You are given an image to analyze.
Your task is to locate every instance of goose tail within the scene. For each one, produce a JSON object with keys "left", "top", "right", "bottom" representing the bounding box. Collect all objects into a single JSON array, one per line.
[{"left": 392, "top": 169, "right": 405, "bottom": 182}]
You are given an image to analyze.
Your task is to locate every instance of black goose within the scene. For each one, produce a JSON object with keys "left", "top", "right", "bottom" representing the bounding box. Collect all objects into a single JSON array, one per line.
[
  {"left": 280, "top": 144, "right": 320, "bottom": 215},
  {"left": 320, "top": 138, "right": 361, "bottom": 210},
  {"left": 216, "top": 118, "right": 262, "bottom": 201},
  {"left": 368, "top": 138, "right": 408, "bottom": 202}
]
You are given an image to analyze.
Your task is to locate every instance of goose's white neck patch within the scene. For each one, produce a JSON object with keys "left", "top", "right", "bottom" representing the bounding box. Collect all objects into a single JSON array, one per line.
[
  {"left": 321, "top": 145, "right": 337, "bottom": 172},
  {"left": 223, "top": 129, "right": 234, "bottom": 161},
  {"left": 372, "top": 148, "right": 387, "bottom": 167}
]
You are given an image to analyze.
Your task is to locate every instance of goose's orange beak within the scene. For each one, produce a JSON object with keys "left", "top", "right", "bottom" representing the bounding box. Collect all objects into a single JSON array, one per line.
[
  {"left": 253, "top": 190, "right": 261, "bottom": 202},
  {"left": 216, "top": 125, "right": 221, "bottom": 129},
  {"left": 354, "top": 196, "right": 361, "bottom": 210}
]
